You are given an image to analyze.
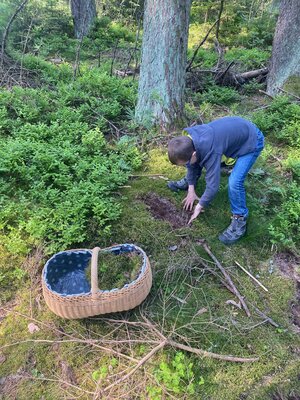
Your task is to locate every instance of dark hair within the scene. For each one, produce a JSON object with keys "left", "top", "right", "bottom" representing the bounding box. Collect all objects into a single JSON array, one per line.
[{"left": 168, "top": 136, "right": 194, "bottom": 164}]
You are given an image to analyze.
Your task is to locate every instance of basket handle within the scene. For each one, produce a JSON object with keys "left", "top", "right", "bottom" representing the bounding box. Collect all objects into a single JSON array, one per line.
[{"left": 91, "top": 247, "right": 101, "bottom": 299}]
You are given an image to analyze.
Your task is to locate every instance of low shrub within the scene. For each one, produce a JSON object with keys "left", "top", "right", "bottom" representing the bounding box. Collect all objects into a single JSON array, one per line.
[
  {"left": 187, "top": 48, "right": 218, "bottom": 69},
  {"left": 252, "top": 96, "right": 300, "bottom": 144},
  {"left": 193, "top": 85, "right": 241, "bottom": 105},
  {"left": 268, "top": 182, "right": 300, "bottom": 251},
  {"left": 224, "top": 47, "right": 270, "bottom": 70},
  {"left": 0, "top": 71, "right": 141, "bottom": 254}
]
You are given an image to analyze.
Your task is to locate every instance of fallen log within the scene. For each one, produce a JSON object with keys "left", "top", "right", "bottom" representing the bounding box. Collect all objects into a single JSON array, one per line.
[{"left": 237, "top": 67, "right": 268, "bottom": 81}]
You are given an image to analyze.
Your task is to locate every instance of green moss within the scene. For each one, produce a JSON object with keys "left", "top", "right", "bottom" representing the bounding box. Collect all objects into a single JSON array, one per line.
[
  {"left": 283, "top": 75, "right": 300, "bottom": 97},
  {"left": 85, "top": 251, "right": 142, "bottom": 290}
]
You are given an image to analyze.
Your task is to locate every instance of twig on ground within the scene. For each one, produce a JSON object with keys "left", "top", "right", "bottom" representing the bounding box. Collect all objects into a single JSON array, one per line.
[
  {"left": 253, "top": 306, "right": 279, "bottom": 328},
  {"left": 259, "top": 89, "right": 274, "bottom": 99},
  {"left": 0, "top": 308, "right": 138, "bottom": 362},
  {"left": 278, "top": 87, "right": 300, "bottom": 101},
  {"left": 197, "top": 239, "right": 251, "bottom": 317},
  {"left": 168, "top": 339, "right": 258, "bottom": 362},
  {"left": 235, "top": 261, "right": 269, "bottom": 292},
  {"left": 102, "top": 340, "right": 167, "bottom": 393}
]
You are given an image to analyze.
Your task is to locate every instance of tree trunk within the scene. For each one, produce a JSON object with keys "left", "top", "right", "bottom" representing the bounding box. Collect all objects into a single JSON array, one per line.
[
  {"left": 215, "top": 0, "right": 224, "bottom": 40},
  {"left": 267, "top": 0, "right": 300, "bottom": 96},
  {"left": 135, "top": 0, "right": 192, "bottom": 127},
  {"left": 70, "top": 0, "right": 97, "bottom": 39}
]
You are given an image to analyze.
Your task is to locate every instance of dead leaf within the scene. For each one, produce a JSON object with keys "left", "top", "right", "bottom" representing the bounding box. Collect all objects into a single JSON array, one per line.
[
  {"left": 168, "top": 245, "right": 178, "bottom": 251},
  {"left": 0, "top": 354, "right": 6, "bottom": 364},
  {"left": 196, "top": 307, "right": 208, "bottom": 316},
  {"left": 28, "top": 323, "right": 40, "bottom": 334},
  {"left": 60, "top": 361, "right": 77, "bottom": 385}
]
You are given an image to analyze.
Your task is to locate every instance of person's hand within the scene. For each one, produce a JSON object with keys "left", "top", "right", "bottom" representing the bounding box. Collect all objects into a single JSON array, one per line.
[
  {"left": 182, "top": 189, "right": 199, "bottom": 211},
  {"left": 188, "top": 203, "right": 204, "bottom": 225}
]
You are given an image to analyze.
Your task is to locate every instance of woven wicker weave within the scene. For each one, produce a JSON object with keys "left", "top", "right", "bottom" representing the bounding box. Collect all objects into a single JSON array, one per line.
[{"left": 42, "top": 244, "right": 152, "bottom": 319}]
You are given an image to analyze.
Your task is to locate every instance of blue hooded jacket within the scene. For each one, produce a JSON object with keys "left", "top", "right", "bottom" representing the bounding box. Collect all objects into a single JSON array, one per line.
[{"left": 184, "top": 116, "right": 259, "bottom": 207}]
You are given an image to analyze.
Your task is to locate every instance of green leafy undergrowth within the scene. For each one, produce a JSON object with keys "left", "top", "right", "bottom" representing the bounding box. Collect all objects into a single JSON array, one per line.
[
  {"left": 268, "top": 182, "right": 300, "bottom": 251},
  {"left": 193, "top": 84, "right": 241, "bottom": 106},
  {"left": 150, "top": 351, "right": 204, "bottom": 397},
  {"left": 224, "top": 47, "right": 270, "bottom": 70},
  {"left": 252, "top": 95, "right": 300, "bottom": 146},
  {"left": 250, "top": 97, "right": 300, "bottom": 251},
  {"left": 0, "top": 73, "right": 141, "bottom": 254}
]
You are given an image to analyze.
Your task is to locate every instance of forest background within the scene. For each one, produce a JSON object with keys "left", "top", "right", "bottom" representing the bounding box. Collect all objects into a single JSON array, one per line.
[{"left": 0, "top": 1, "right": 299, "bottom": 399}]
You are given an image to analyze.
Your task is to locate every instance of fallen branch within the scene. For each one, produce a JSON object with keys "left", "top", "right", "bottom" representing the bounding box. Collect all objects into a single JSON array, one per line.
[
  {"left": 253, "top": 306, "right": 279, "bottom": 328},
  {"left": 237, "top": 67, "right": 268, "bottom": 81},
  {"left": 102, "top": 340, "right": 167, "bottom": 393},
  {"left": 197, "top": 239, "right": 251, "bottom": 317},
  {"left": 168, "top": 339, "right": 258, "bottom": 362},
  {"left": 186, "top": 19, "right": 220, "bottom": 72},
  {"left": 215, "top": 61, "right": 236, "bottom": 84},
  {"left": 259, "top": 89, "right": 274, "bottom": 99},
  {"left": 278, "top": 87, "right": 300, "bottom": 101},
  {"left": 0, "top": 307, "right": 138, "bottom": 362},
  {"left": 235, "top": 261, "right": 269, "bottom": 292}
]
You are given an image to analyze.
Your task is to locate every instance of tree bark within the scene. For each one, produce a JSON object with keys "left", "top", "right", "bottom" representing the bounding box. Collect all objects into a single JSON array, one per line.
[
  {"left": 215, "top": 0, "right": 224, "bottom": 40},
  {"left": 267, "top": 0, "right": 300, "bottom": 95},
  {"left": 70, "top": 0, "right": 97, "bottom": 39},
  {"left": 135, "top": 0, "right": 192, "bottom": 127}
]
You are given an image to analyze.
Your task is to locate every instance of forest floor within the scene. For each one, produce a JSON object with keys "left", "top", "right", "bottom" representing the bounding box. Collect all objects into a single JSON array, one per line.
[{"left": 0, "top": 113, "right": 300, "bottom": 399}]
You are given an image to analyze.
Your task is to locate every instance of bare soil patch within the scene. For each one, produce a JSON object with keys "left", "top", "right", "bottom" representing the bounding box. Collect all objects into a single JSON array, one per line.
[
  {"left": 274, "top": 252, "right": 300, "bottom": 330},
  {"left": 274, "top": 252, "right": 300, "bottom": 281},
  {"left": 140, "top": 193, "right": 190, "bottom": 229}
]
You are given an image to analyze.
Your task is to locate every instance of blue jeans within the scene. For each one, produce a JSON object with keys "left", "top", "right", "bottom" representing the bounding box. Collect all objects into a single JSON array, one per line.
[{"left": 228, "top": 128, "right": 264, "bottom": 218}]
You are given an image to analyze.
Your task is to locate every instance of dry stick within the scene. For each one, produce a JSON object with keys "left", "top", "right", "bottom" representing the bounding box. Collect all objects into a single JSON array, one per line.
[
  {"left": 104, "top": 315, "right": 258, "bottom": 363},
  {"left": 102, "top": 340, "right": 167, "bottom": 393},
  {"left": 278, "top": 87, "right": 300, "bottom": 101},
  {"left": 199, "top": 250, "right": 279, "bottom": 327},
  {"left": 216, "top": 60, "right": 235, "bottom": 83},
  {"left": 186, "top": 19, "right": 219, "bottom": 71},
  {"left": 214, "top": 38, "right": 224, "bottom": 71},
  {"left": 253, "top": 306, "right": 279, "bottom": 328},
  {"left": 144, "top": 315, "right": 258, "bottom": 362},
  {"left": 27, "top": 376, "right": 94, "bottom": 395},
  {"left": 130, "top": 174, "right": 166, "bottom": 177},
  {"left": 0, "top": 339, "right": 159, "bottom": 351},
  {"left": 168, "top": 339, "right": 258, "bottom": 362},
  {"left": 235, "top": 261, "right": 269, "bottom": 292},
  {"left": 102, "top": 335, "right": 258, "bottom": 394},
  {"left": 259, "top": 89, "right": 274, "bottom": 99},
  {"left": 198, "top": 267, "right": 279, "bottom": 329},
  {"left": 197, "top": 239, "right": 251, "bottom": 317},
  {"left": 0, "top": 307, "right": 138, "bottom": 362}
]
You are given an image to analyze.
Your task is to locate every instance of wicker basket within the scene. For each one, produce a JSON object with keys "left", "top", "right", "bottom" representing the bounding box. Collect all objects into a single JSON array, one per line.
[{"left": 42, "top": 244, "right": 152, "bottom": 319}]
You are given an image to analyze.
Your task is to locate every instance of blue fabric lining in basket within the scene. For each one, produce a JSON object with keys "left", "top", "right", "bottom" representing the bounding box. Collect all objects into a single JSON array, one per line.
[{"left": 43, "top": 244, "right": 146, "bottom": 297}]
